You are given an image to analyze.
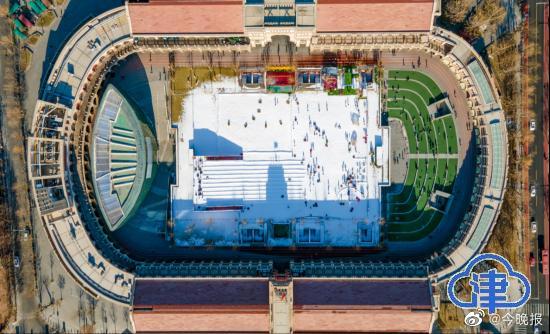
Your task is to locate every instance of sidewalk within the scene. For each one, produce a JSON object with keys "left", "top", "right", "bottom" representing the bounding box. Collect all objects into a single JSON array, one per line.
[{"left": 0, "top": 5, "right": 44, "bottom": 331}]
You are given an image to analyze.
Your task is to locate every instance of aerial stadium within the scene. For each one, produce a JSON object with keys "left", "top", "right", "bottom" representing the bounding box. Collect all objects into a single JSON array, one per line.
[{"left": 26, "top": 0, "right": 508, "bottom": 332}]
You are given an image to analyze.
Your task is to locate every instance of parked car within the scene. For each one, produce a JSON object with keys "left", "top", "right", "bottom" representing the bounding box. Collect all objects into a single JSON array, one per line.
[
  {"left": 14, "top": 256, "right": 20, "bottom": 268},
  {"left": 529, "top": 252, "right": 536, "bottom": 267},
  {"left": 529, "top": 119, "right": 536, "bottom": 131},
  {"left": 531, "top": 217, "right": 537, "bottom": 233},
  {"left": 530, "top": 185, "right": 536, "bottom": 197}
]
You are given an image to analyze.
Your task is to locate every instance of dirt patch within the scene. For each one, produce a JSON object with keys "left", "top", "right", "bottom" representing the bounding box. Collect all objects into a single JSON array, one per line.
[
  {"left": 0, "top": 266, "right": 12, "bottom": 327},
  {"left": 19, "top": 48, "right": 32, "bottom": 72},
  {"left": 437, "top": 301, "right": 469, "bottom": 333},
  {"left": 0, "top": 172, "right": 12, "bottom": 328},
  {"left": 170, "top": 66, "right": 237, "bottom": 122},
  {"left": 36, "top": 11, "right": 56, "bottom": 27}
]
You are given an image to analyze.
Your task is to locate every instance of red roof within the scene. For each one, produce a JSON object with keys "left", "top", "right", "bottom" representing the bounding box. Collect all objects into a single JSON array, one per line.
[
  {"left": 133, "top": 312, "right": 270, "bottom": 333},
  {"left": 316, "top": 0, "right": 434, "bottom": 33},
  {"left": 132, "top": 279, "right": 270, "bottom": 333},
  {"left": 128, "top": 0, "right": 244, "bottom": 35},
  {"left": 293, "top": 309, "right": 433, "bottom": 333}
]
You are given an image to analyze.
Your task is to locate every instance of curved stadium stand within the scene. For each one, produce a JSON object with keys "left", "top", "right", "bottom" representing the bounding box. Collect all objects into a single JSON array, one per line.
[{"left": 91, "top": 85, "right": 150, "bottom": 231}]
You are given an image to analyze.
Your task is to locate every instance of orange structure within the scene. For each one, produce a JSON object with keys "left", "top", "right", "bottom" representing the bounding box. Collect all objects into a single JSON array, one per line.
[
  {"left": 315, "top": 0, "right": 436, "bottom": 33},
  {"left": 127, "top": 0, "right": 245, "bottom": 35}
]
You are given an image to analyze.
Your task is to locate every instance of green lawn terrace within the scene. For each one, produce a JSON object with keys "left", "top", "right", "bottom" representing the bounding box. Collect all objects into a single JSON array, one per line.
[{"left": 384, "top": 70, "right": 460, "bottom": 242}]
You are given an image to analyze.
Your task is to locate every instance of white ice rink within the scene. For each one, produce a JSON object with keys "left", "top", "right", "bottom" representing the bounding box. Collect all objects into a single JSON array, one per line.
[{"left": 171, "top": 78, "right": 389, "bottom": 247}]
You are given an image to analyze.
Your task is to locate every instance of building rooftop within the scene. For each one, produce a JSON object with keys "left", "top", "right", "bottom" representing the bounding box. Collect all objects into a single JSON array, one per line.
[
  {"left": 127, "top": 0, "right": 244, "bottom": 35},
  {"left": 132, "top": 278, "right": 270, "bottom": 333},
  {"left": 293, "top": 279, "right": 433, "bottom": 308},
  {"left": 91, "top": 85, "right": 151, "bottom": 230},
  {"left": 293, "top": 309, "right": 434, "bottom": 333},
  {"left": 316, "top": 0, "right": 434, "bottom": 33},
  {"left": 133, "top": 278, "right": 270, "bottom": 309}
]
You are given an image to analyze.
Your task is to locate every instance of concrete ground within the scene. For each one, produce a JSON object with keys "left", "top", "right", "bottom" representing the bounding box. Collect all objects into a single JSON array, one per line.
[
  {"left": 23, "top": 0, "right": 124, "bottom": 131},
  {"left": 388, "top": 119, "right": 409, "bottom": 192},
  {"left": 33, "top": 209, "right": 132, "bottom": 333}
]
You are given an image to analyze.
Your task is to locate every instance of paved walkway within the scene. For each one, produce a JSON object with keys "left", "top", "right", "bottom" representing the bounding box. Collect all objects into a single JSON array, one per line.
[{"left": 0, "top": 1, "right": 43, "bottom": 330}]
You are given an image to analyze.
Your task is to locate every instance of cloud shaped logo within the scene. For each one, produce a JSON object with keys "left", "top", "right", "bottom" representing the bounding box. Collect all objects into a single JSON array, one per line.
[{"left": 447, "top": 253, "right": 531, "bottom": 314}]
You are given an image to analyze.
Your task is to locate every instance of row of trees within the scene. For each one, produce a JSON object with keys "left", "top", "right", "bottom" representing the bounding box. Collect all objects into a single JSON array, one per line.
[{"left": 442, "top": 0, "right": 507, "bottom": 39}]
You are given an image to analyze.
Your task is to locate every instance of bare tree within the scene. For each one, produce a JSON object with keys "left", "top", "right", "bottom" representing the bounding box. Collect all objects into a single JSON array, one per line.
[
  {"left": 87, "top": 294, "right": 97, "bottom": 327},
  {"left": 101, "top": 304, "right": 108, "bottom": 331},
  {"left": 49, "top": 251, "right": 55, "bottom": 282},
  {"left": 110, "top": 304, "right": 118, "bottom": 333},
  {"left": 57, "top": 274, "right": 65, "bottom": 300},
  {"left": 443, "top": 0, "right": 473, "bottom": 25},
  {"left": 465, "top": 0, "right": 506, "bottom": 37}
]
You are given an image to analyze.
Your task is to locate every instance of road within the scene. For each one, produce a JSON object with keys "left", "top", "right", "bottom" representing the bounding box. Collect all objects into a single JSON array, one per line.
[
  {"left": 2, "top": 0, "right": 131, "bottom": 332},
  {"left": 0, "top": 0, "right": 44, "bottom": 332},
  {"left": 526, "top": 0, "right": 549, "bottom": 331}
]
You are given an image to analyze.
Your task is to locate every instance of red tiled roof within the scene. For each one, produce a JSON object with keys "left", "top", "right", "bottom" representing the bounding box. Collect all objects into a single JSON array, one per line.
[
  {"left": 316, "top": 0, "right": 434, "bottom": 32},
  {"left": 132, "top": 279, "right": 270, "bottom": 333},
  {"left": 133, "top": 312, "right": 270, "bottom": 333},
  {"left": 293, "top": 309, "right": 433, "bottom": 333},
  {"left": 128, "top": 0, "right": 244, "bottom": 35}
]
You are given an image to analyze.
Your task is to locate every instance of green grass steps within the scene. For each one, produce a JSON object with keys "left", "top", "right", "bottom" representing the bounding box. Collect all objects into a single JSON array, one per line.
[
  {"left": 387, "top": 90, "right": 438, "bottom": 153},
  {"left": 386, "top": 159, "right": 457, "bottom": 240},
  {"left": 387, "top": 79, "right": 435, "bottom": 104},
  {"left": 388, "top": 159, "right": 437, "bottom": 220},
  {"left": 388, "top": 70, "right": 443, "bottom": 98},
  {"left": 387, "top": 109, "right": 420, "bottom": 154},
  {"left": 388, "top": 211, "right": 444, "bottom": 241},
  {"left": 388, "top": 159, "right": 423, "bottom": 203},
  {"left": 385, "top": 70, "right": 460, "bottom": 241},
  {"left": 443, "top": 115, "right": 458, "bottom": 154}
]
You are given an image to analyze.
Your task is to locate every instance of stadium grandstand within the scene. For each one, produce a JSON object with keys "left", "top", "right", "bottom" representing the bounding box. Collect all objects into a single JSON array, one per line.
[
  {"left": 91, "top": 85, "right": 155, "bottom": 231},
  {"left": 384, "top": 70, "right": 459, "bottom": 241},
  {"left": 26, "top": 0, "right": 510, "bottom": 332}
]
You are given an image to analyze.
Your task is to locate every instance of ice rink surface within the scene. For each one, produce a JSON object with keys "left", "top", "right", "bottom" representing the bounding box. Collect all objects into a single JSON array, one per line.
[{"left": 171, "top": 78, "right": 388, "bottom": 247}]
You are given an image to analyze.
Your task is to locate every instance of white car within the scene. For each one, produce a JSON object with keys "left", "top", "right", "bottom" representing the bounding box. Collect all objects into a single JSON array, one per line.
[
  {"left": 530, "top": 185, "right": 536, "bottom": 197},
  {"left": 529, "top": 119, "right": 536, "bottom": 131},
  {"left": 531, "top": 220, "right": 537, "bottom": 234},
  {"left": 14, "top": 256, "right": 20, "bottom": 268}
]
